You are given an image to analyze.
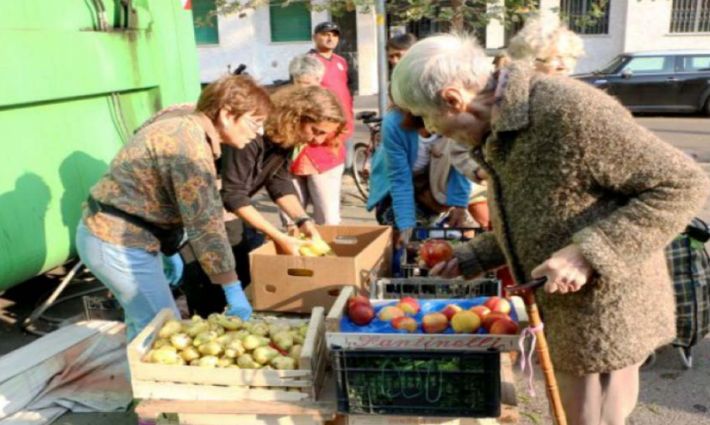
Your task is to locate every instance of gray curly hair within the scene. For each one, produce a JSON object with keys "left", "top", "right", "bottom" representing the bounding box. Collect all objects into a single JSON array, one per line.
[
  {"left": 288, "top": 54, "right": 325, "bottom": 81},
  {"left": 507, "top": 15, "right": 584, "bottom": 73}
]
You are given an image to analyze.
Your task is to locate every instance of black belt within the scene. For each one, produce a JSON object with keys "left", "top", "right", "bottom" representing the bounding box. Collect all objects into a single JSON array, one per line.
[{"left": 86, "top": 196, "right": 185, "bottom": 256}]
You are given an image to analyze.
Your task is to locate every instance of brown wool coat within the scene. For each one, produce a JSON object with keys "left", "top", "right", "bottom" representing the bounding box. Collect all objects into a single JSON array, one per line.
[{"left": 455, "top": 63, "right": 710, "bottom": 375}]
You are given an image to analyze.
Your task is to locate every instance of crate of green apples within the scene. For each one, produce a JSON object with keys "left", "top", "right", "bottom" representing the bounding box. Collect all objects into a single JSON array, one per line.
[
  {"left": 127, "top": 307, "right": 328, "bottom": 402},
  {"left": 325, "top": 287, "right": 527, "bottom": 352}
]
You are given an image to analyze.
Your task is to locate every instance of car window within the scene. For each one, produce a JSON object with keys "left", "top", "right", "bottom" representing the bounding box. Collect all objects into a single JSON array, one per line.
[
  {"left": 681, "top": 55, "right": 710, "bottom": 72},
  {"left": 598, "top": 55, "right": 627, "bottom": 74},
  {"left": 623, "top": 56, "right": 672, "bottom": 74}
]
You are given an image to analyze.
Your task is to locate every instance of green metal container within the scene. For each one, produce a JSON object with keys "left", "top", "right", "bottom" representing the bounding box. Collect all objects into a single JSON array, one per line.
[{"left": 0, "top": 0, "right": 201, "bottom": 291}]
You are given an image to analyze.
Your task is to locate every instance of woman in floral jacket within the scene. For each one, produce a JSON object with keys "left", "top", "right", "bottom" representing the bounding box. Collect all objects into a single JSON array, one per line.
[{"left": 77, "top": 75, "right": 271, "bottom": 340}]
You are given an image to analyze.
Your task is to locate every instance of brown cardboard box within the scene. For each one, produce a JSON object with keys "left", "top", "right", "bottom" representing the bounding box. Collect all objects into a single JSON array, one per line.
[{"left": 249, "top": 225, "right": 392, "bottom": 313}]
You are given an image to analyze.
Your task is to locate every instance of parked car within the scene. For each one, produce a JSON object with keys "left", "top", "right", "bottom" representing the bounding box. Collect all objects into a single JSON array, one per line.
[{"left": 575, "top": 50, "right": 710, "bottom": 115}]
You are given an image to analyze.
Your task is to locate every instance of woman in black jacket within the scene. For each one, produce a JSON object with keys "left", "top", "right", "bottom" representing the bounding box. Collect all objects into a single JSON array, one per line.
[{"left": 181, "top": 85, "right": 346, "bottom": 315}]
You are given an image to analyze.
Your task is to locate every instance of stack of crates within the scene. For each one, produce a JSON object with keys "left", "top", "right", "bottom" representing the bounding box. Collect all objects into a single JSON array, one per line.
[{"left": 332, "top": 227, "right": 508, "bottom": 419}]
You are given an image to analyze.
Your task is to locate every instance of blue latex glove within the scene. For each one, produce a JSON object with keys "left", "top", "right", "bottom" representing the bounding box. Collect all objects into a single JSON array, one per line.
[
  {"left": 162, "top": 253, "right": 184, "bottom": 288},
  {"left": 222, "top": 281, "right": 253, "bottom": 320}
]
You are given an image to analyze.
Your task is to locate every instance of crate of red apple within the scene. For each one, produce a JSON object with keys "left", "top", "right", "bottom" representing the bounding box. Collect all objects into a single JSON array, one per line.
[{"left": 326, "top": 286, "right": 528, "bottom": 352}]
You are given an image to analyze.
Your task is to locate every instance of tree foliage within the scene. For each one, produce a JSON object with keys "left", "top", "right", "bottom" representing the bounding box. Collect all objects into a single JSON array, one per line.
[{"left": 205, "top": 0, "right": 609, "bottom": 33}]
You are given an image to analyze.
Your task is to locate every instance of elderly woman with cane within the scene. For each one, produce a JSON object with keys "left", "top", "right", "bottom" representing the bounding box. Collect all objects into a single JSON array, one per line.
[{"left": 392, "top": 34, "right": 709, "bottom": 424}]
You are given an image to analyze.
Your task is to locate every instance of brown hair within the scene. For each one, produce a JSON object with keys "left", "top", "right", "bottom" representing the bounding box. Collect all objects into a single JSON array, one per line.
[
  {"left": 387, "top": 33, "right": 417, "bottom": 51},
  {"left": 265, "top": 85, "right": 346, "bottom": 148},
  {"left": 400, "top": 110, "right": 425, "bottom": 131},
  {"left": 196, "top": 75, "right": 272, "bottom": 122}
]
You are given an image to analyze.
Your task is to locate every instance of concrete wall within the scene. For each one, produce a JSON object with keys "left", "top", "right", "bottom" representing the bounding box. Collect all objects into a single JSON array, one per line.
[
  {"left": 575, "top": 0, "right": 710, "bottom": 74},
  {"left": 196, "top": 6, "right": 379, "bottom": 95},
  {"left": 575, "top": 0, "right": 627, "bottom": 73},
  {"left": 197, "top": 8, "right": 329, "bottom": 85},
  {"left": 623, "top": 0, "right": 710, "bottom": 52}
]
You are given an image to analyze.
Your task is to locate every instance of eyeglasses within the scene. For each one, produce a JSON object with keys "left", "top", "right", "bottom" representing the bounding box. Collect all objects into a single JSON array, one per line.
[{"left": 244, "top": 115, "right": 264, "bottom": 136}]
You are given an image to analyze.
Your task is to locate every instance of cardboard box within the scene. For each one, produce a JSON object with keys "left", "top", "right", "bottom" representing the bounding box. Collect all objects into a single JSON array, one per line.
[{"left": 249, "top": 225, "right": 392, "bottom": 313}]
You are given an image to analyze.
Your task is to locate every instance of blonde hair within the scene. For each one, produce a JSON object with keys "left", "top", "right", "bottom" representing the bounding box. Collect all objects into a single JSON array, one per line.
[
  {"left": 391, "top": 33, "right": 492, "bottom": 116},
  {"left": 508, "top": 16, "right": 584, "bottom": 69},
  {"left": 265, "top": 85, "right": 346, "bottom": 148}
]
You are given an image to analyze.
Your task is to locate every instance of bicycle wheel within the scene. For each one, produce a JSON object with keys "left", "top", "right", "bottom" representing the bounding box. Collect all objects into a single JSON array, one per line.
[{"left": 352, "top": 142, "right": 371, "bottom": 201}]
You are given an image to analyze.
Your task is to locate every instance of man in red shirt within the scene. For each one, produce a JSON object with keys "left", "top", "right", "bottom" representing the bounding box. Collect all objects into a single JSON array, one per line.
[{"left": 309, "top": 21, "right": 355, "bottom": 169}]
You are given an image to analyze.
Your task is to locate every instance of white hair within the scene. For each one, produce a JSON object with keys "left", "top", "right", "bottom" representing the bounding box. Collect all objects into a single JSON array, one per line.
[
  {"left": 507, "top": 15, "right": 585, "bottom": 63},
  {"left": 288, "top": 54, "right": 325, "bottom": 81},
  {"left": 391, "top": 33, "right": 493, "bottom": 115}
]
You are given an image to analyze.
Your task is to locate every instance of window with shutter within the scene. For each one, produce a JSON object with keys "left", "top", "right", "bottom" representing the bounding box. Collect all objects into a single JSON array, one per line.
[
  {"left": 670, "top": 0, "right": 710, "bottom": 33},
  {"left": 270, "top": 0, "right": 312, "bottom": 42},
  {"left": 193, "top": 0, "right": 219, "bottom": 45},
  {"left": 560, "top": 0, "right": 610, "bottom": 35}
]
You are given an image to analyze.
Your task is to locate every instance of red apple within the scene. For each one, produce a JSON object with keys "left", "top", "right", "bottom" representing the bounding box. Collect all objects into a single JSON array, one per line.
[
  {"left": 483, "top": 296, "right": 512, "bottom": 314},
  {"left": 418, "top": 239, "right": 454, "bottom": 268},
  {"left": 397, "top": 297, "right": 420, "bottom": 315},
  {"left": 470, "top": 305, "right": 491, "bottom": 321},
  {"left": 441, "top": 304, "right": 463, "bottom": 321},
  {"left": 422, "top": 312, "right": 449, "bottom": 333},
  {"left": 489, "top": 318, "right": 519, "bottom": 335},
  {"left": 482, "top": 312, "right": 511, "bottom": 331},
  {"left": 391, "top": 316, "right": 418, "bottom": 333},
  {"left": 451, "top": 311, "right": 481, "bottom": 333},
  {"left": 379, "top": 306, "right": 405, "bottom": 321},
  {"left": 348, "top": 303, "right": 375, "bottom": 326},
  {"left": 348, "top": 295, "right": 371, "bottom": 311}
]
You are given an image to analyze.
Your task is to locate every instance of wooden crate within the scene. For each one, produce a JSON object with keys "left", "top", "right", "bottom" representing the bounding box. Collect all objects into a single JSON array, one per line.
[
  {"left": 127, "top": 307, "right": 328, "bottom": 402},
  {"left": 326, "top": 287, "right": 528, "bottom": 352}
]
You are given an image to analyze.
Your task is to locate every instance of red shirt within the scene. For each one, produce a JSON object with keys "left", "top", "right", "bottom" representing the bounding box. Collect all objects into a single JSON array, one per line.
[
  {"left": 309, "top": 50, "right": 354, "bottom": 140},
  {"left": 291, "top": 50, "right": 353, "bottom": 175},
  {"left": 290, "top": 142, "right": 346, "bottom": 176}
]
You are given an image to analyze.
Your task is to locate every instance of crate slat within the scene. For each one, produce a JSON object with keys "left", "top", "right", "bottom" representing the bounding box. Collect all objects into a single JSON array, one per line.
[
  {"left": 167, "top": 413, "right": 327, "bottom": 425},
  {"left": 136, "top": 399, "right": 338, "bottom": 425},
  {"left": 371, "top": 277, "right": 501, "bottom": 300},
  {"left": 132, "top": 380, "right": 310, "bottom": 402}
]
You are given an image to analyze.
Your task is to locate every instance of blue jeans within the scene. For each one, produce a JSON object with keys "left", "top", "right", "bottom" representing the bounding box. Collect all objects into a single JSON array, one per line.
[{"left": 76, "top": 221, "right": 179, "bottom": 341}]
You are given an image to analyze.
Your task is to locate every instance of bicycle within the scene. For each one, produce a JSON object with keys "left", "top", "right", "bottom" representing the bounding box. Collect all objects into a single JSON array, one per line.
[
  {"left": 227, "top": 63, "right": 248, "bottom": 75},
  {"left": 352, "top": 110, "right": 382, "bottom": 201}
]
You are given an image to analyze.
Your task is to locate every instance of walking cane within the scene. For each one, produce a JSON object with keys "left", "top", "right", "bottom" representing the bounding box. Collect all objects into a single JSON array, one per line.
[{"left": 506, "top": 277, "right": 568, "bottom": 425}]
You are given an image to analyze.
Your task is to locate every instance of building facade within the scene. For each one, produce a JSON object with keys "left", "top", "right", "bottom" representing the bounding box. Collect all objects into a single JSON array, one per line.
[
  {"left": 193, "top": 0, "right": 710, "bottom": 91},
  {"left": 193, "top": 0, "right": 379, "bottom": 95}
]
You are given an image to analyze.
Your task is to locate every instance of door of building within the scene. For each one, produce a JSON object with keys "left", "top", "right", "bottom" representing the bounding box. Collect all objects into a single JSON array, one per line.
[{"left": 333, "top": 11, "right": 359, "bottom": 94}]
